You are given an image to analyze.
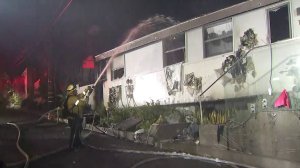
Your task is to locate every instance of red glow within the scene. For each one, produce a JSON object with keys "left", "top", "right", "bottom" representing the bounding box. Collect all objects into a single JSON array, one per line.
[
  {"left": 23, "top": 68, "right": 27, "bottom": 97},
  {"left": 82, "top": 56, "right": 95, "bottom": 69},
  {"left": 12, "top": 76, "right": 25, "bottom": 97},
  {"left": 34, "top": 79, "right": 40, "bottom": 90}
]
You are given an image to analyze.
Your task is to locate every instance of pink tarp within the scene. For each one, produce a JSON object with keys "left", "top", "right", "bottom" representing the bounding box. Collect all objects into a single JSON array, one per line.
[{"left": 274, "top": 89, "right": 290, "bottom": 108}]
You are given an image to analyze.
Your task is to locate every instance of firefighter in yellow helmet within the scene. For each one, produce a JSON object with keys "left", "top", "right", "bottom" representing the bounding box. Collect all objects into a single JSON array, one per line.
[{"left": 65, "top": 84, "right": 89, "bottom": 150}]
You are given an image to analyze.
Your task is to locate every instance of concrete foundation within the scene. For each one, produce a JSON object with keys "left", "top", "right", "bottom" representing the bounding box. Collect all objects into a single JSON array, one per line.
[{"left": 199, "top": 111, "right": 300, "bottom": 166}]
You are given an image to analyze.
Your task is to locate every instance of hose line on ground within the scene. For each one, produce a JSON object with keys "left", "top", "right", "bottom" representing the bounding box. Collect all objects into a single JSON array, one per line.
[{"left": 6, "top": 122, "right": 29, "bottom": 168}]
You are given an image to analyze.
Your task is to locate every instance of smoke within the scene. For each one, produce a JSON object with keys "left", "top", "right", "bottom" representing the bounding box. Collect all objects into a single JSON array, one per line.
[
  {"left": 93, "top": 15, "right": 179, "bottom": 88},
  {"left": 121, "top": 14, "right": 179, "bottom": 45}
]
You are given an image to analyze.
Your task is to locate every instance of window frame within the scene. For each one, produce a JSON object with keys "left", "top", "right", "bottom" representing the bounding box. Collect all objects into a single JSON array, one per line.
[
  {"left": 111, "top": 55, "right": 125, "bottom": 81},
  {"left": 163, "top": 33, "right": 186, "bottom": 67},
  {"left": 267, "top": 3, "right": 291, "bottom": 43},
  {"left": 96, "top": 59, "right": 108, "bottom": 82},
  {"left": 203, "top": 18, "right": 233, "bottom": 58}
]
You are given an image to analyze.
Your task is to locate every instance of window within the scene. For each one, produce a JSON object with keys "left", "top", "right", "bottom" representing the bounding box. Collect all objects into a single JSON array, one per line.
[
  {"left": 111, "top": 55, "right": 124, "bottom": 80},
  {"left": 269, "top": 4, "right": 290, "bottom": 43},
  {"left": 163, "top": 33, "right": 185, "bottom": 67},
  {"left": 109, "top": 85, "right": 122, "bottom": 107},
  {"left": 79, "top": 56, "right": 96, "bottom": 86},
  {"left": 96, "top": 59, "right": 108, "bottom": 82},
  {"left": 204, "top": 19, "right": 233, "bottom": 58}
]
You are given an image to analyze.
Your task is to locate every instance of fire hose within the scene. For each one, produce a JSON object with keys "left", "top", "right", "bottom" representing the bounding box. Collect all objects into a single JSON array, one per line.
[
  {"left": 0, "top": 54, "right": 114, "bottom": 167},
  {"left": 4, "top": 122, "right": 29, "bottom": 168}
]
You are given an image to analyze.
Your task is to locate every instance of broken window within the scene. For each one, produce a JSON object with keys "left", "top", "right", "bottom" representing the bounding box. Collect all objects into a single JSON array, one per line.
[
  {"left": 163, "top": 33, "right": 185, "bottom": 67},
  {"left": 204, "top": 19, "right": 233, "bottom": 58},
  {"left": 111, "top": 55, "right": 124, "bottom": 80},
  {"left": 269, "top": 4, "right": 291, "bottom": 43},
  {"left": 96, "top": 58, "right": 108, "bottom": 82}
]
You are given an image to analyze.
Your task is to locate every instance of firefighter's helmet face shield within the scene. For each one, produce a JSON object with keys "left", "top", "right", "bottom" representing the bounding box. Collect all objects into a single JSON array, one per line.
[{"left": 67, "top": 88, "right": 77, "bottom": 96}]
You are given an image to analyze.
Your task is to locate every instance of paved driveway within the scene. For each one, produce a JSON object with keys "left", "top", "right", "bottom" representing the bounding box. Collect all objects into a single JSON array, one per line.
[
  {"left": 0, "top": 110, "right": 244, "bottom": 168},
  {"left": 30, "top": 133, "right": 243, "bottom": 168}
]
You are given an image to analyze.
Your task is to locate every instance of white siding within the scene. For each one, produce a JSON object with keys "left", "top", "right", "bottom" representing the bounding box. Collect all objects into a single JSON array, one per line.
[
  {"left": 183, "top": 56, "right": 226, "bottom": 101},
  {"left": 233, "top": 8, "right": 268, "bottom": 50},
  {"left": 186, "top": 27, "right": 204, "bottom": 63},
  {"left": 125, "top": 42, "right": 163, "bottom": 77},
  {"left": 133, "top": 71, "right": 169, "bottom": 105}
]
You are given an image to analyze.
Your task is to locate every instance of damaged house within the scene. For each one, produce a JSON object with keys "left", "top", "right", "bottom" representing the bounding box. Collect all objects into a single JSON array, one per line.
[{"left": 84, "top": 0, "right": 300, "bottom": 166}]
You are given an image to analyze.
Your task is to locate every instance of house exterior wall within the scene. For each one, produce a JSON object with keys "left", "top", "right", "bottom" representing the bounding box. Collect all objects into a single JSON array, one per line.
[
  {"left": 133, "top": 71, "right": 168, "bottom": 105},
  {"left": 233, "top": 8, "right": 268, "bottom": 49},
  {"left": 186, "top": 27, "right": 203, "bottom": 63},
  {"left": 125, "top": 42, "right": 163, "bottom": 77},
  {"left": 97, "top": 0, "right": 300, "bottom": 108},
  {"left": 87, "top": 1, "right": 300, "bottom": 165},
  {"left": 292, "top": 0, "right": 300, "bottom": 37}
]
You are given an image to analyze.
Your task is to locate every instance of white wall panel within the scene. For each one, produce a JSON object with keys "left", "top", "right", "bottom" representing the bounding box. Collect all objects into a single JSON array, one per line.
[
  {"left": 133, "top": 71, "right": 168, "bottom": 105},
  {"left": 233, "top": 8, "right": 268, "bottom": 50},
  {"left": 125, "top": 42, "right": 163, "bottom": 77},
  {"left": 186, "top": 27, "right": 203, "bottom": 63}
]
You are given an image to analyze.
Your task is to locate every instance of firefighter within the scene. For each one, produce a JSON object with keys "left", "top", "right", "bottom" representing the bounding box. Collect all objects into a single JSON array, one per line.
[{"left": 66, "top": 84, "right": 89, "bottom": 150}]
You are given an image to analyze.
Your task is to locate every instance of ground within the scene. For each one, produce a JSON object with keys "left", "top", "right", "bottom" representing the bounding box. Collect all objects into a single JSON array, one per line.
[{"left": 0, "top": 109, "right": 245, "bottom": 168}]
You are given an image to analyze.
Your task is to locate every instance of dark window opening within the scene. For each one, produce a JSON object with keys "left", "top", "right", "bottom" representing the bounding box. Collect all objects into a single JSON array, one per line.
[
  {"left": 164, "top": 49, "right": 185, "bottom": 66},
  {"left": 112, "top": 68, "right": 124, "bottom": 80},
  {"left": 163, "top": 33, "right": 185, "bottom": 67},
  {"left": 111, "top": 55, "right": 124, "bottom": 81},
  {"left": 96, "top": 59, "right": 108, "bottom": 81},
  {"left": 269, "top": 4, "right": 290, "bottom": 43}
]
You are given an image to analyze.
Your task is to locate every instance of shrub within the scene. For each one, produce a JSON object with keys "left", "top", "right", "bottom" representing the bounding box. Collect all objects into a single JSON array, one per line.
[{"left": 97, "top": 104, "right": 179, "bottom": 130}]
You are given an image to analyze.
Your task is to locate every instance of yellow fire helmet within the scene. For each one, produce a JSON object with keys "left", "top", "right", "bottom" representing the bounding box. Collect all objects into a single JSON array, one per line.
[{"left": 66, "top": 84, "right": 75, "bottom": 92}]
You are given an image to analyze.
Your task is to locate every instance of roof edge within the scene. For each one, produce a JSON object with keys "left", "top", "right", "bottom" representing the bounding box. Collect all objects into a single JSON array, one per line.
[{"left": 95, "top": 0, "right": 282, "bottom": 62}]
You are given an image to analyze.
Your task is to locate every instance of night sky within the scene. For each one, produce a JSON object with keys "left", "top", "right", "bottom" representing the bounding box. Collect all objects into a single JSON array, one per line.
[{"left": 0, "top": 0, "right": 245, "bottom": 79}]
